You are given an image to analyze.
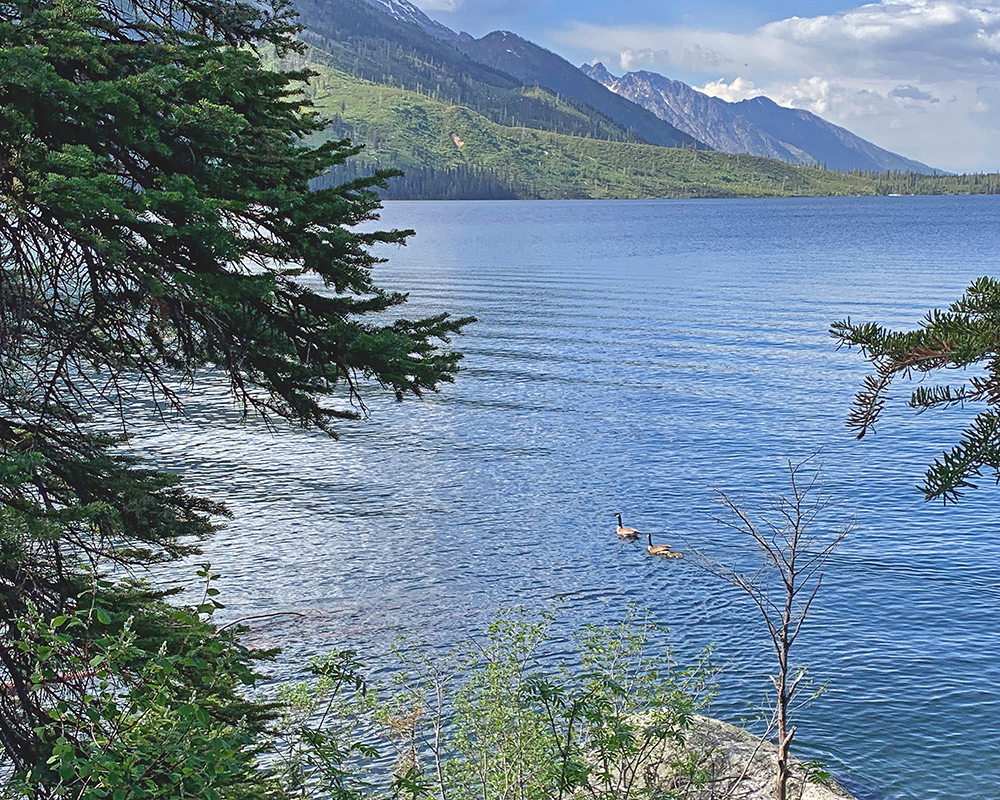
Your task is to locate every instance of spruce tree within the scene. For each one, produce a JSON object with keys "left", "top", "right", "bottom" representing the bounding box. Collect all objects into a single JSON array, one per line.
[
  {"left": 0, "top": 0, "right": 470, "bottom": 788},
  {"left": 833, "top": 276, "right": 1000, "bottom": 503}
]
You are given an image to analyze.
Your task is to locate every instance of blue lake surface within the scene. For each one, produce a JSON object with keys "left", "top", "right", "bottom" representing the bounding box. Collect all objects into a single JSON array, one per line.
[{"left": 136, "top": 196, "right": 1000, "bottom": 800}]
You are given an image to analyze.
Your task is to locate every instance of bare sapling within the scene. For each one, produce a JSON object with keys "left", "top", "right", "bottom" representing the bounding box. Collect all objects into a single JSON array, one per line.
[{"left": 696, "top": 460, "right": 852, "bottom": 800}]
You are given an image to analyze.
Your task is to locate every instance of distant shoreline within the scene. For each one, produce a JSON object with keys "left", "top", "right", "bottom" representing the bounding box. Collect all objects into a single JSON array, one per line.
[{"left": 377, "top": 192, "right": 1000, "bottom": 202}]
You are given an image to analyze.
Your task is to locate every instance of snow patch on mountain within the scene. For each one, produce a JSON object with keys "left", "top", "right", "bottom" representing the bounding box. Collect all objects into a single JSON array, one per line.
[
  {"left": 360, "top": 0, "right": 458, "bottom": 40},
  {"left": 581, "top": 62, "right": 941, "bottom": 174}
]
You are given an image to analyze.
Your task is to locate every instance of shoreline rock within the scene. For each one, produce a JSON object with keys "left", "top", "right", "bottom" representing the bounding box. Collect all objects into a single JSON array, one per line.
[{"left": 670, "top": 715, "right": 859, "bottom": 800}]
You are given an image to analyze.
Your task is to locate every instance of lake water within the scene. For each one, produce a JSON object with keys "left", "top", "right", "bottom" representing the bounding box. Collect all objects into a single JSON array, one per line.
[{"left": 135, "top": 196, "right": 1000, "bottom": 800}]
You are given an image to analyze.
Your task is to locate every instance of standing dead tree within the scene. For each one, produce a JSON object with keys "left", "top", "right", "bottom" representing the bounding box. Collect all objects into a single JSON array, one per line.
[{"left": 695, "top": 461, "right": 853, "bottom": 800}]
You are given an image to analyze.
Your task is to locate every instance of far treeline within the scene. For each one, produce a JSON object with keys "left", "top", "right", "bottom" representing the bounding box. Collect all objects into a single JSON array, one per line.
[
  {"left": 318, "top": 156, "right": 1000, "bottom": 201},
  {"left": 862, "top": 170, "right": 1000, "bottom": 196},
  {"left": 311, "top": 159, "right": 522, "bottom": 200}
]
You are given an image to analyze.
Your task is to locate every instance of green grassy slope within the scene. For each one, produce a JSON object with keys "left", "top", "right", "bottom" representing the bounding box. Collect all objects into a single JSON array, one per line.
[
  {"left": 303, "top": 65, "right": 877, "bottom": 199},
  {"left": 298, "top": 62, "right": 1000, "bottom": 200}
]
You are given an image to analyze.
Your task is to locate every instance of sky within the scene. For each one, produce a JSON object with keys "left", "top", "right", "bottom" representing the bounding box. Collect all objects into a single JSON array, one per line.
[{"left": 407, "top": 0, "right": 1000, "bottom": 173}]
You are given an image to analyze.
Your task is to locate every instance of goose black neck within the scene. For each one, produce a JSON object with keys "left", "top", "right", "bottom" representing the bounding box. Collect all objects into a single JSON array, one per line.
[
  {"left": 616, "top": 514, "right": 623, "bottom": 526},
  {"left": 647, "top": 531, "right": 653, "bottom": 546}
]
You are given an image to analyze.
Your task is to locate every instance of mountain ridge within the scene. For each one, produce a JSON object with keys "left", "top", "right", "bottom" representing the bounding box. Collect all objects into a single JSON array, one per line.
[
  {"left": 452, "top": 31, "right": 703, "bottom": 149},
  {"left": 305, "top": 61, "right": 989, "bottom": 199},
  {"left": 291, "top": 0, "right": 659, "bottom": 145},
  {"left": 349, "top": 0, "right": 702, "bottom": 150},
  {"left": 282, "top": 0, "right": 988, "bottom": 197},
  {"left": 581, "top": 62, "right": 941, "bottom": 174},
  {"left": 359, "top": 0, "right": 459, "bottom": 42},
  {"left": 314, "top": 0, "right": 935, "bottom": 172}
]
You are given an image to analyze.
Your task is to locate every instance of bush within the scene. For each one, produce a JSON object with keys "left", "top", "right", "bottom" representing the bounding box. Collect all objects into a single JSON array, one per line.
[
  {"left": 265, "top": 606, "right": 717, "bottom": 800},
  {"left": 2, "top": 567, "right": 272, "bottom": 800}
]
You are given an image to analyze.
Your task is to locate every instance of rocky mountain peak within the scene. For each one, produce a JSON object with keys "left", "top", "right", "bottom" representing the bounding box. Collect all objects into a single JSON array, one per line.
[
  {"left": 359, "top": 0, "right": 458, "bottom": 41},
  {"left": 581, "top": 64, "right": 940, "bottom": 173},
  {"left": 583, "top": 61, "right": 615, "bottom": 85}
]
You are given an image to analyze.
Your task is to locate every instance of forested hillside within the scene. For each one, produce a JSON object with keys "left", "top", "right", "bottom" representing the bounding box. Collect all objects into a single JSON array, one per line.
[
  {"left": 454, "top": 30, "right": 701, "bottom": 149},
  {"left": 302, "top": 63, "right": 1000, "bottom": 199},
  {"left": 285, "top": 1, "right": 999, "bottom": 200},
  {"left": 291, "top": 0, "right": 656, "bottom": 144},
  {"left": 299, "top": 62, "right": 898, "bottom": 199}
]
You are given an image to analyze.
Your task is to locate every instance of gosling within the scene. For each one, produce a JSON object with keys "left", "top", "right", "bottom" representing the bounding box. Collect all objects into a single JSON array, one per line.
[{"left": 615, "top": 513, "right": 640, "bottom": 539}]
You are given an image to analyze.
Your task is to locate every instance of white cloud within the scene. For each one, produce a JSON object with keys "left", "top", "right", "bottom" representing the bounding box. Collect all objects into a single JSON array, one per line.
[
  {"left": 560, "top": 2, "right": 1000, "bottom": 81},
  {"left": 554, "top": 1, "right": 1000, "bottom": 171},
  {"left": 973, "top": 84, "right": 1000, "bottom": 128},
  {"left": 759, "top": 76, "right": 992, "bottom": 167},
  {"left": 757, "top": 1, "right": 1000, "bottom": 80},
  {"left": 411, "top": 0, "right": 541, "bottom": 15},
  {"left": 772, "top": 78, "right": 895, "bottom": 119},
  {"left": 414, "top": 0, "right": 460, "bottom": 9},
  {"left": 696, "top": 77, "right": 766, "bottom": 103}
]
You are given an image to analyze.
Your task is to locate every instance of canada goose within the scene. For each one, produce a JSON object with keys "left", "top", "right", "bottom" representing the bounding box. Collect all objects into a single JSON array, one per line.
[
  {"left": 615, "top": 513, "right": 640, "bottom": 539},
  {"left": 647, "top": 531, "right": 681, "bottom": 558}
]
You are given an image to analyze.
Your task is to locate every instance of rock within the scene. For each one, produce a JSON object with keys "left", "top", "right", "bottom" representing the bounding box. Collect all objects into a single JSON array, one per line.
[{"left": 656, "top": 715, "right": 859, "bottom": 800}]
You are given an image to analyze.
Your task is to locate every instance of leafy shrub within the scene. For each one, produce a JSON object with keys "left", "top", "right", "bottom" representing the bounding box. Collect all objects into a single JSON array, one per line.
[
  {"left": 2, "top": 567, "right": 270, "bottom": 800},
  {"left": 266, "top": 606, "right": 716, "bottom": 800}
]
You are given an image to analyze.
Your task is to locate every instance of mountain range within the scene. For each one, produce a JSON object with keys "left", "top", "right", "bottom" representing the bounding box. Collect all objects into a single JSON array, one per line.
[
  {"left": 351, "top": 0, "right": 939, "bottom": 174},
  {"left": 581, "top": 63, "right": 940, "bottom": 174},
  {"left": 268, "top": 0, "right": 999, "bottom": 198},
  {"left": 360, "top": 0, "right": 459, "bottom": 42},
  {"left": 292, "top": 0, "right": 678, "bottom": 146},
  {"left": 452, "top": 30, "right": 701, "bottom": 150}
]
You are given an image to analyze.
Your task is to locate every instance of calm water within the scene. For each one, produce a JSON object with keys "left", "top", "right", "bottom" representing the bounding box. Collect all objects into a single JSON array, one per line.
[{"left": 134, "top": 197, "right": 1000, "bottom": 800}]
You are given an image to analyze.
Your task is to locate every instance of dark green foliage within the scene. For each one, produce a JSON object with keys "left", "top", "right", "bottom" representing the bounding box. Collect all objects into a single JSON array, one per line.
[
  {"left": 453, "top": 30, "right": 702, "bottom": 150},
  {"left": 833, "top": 276, "right": 1000, "bottom": 502},
  {"left": 856, "top": 170, "right": 1000, "bottom": 195},
  {"left": 0, "top": 0, "right": 469, "bottom": 433},
  {"left": 3, "top": 567, "right": 274, "bottom": 799},
  {"left": 0, "top": 0, "right": 470, "bottom": 785},
  {"left": 313, "top": 158, "right": 523, "bottom": 200},
  {"left": 0, "top": 420, "right": 237, "bottom": 773}
]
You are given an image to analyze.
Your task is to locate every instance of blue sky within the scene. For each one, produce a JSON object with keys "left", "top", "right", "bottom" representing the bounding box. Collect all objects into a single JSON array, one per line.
[
  {"left": 420, "top": 1, "right": 850, "bottom": 38},
  {"left": 410, "top": 1, "right": 1000, "bottom": 173}
]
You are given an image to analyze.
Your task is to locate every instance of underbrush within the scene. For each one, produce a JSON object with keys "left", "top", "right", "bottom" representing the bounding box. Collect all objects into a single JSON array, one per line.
[{"left": 269, "top": 605, "right": 717, "bottom": 800}]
